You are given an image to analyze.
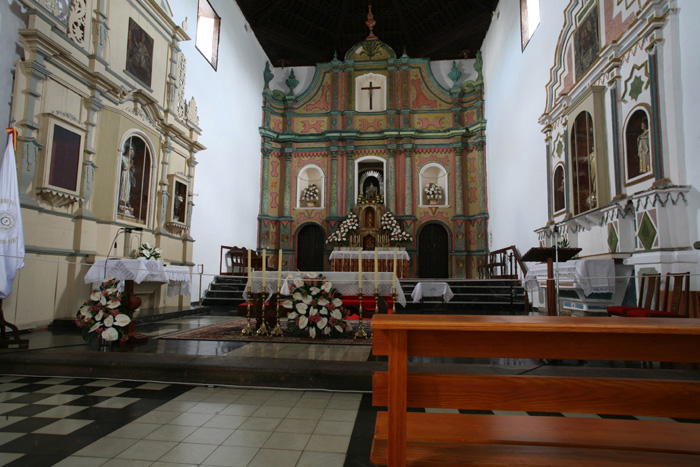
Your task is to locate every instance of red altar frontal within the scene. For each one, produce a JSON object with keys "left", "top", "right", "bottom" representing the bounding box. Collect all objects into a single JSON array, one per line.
[{"left": 329, "top": 249, "right": 410, "bottom": 279}]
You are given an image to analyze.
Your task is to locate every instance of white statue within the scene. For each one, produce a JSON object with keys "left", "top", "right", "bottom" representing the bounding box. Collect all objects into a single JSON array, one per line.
[
  {"left": 638, "top": 120, "right": 650, "bottom": 173},
  {"left": 119, "top": 144, "right": 135, "bottom": 210}
]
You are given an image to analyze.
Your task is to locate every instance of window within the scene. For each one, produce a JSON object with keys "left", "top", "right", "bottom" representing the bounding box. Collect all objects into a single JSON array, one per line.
[
  {"left": 118, "top": 135, "right": 152, "bottom": 224},
  {"left": 520, "top": 0, "right": 540, "bottom": 50},
  {"left": 48, "top": 124, "right": 82, "bottom": 192},
  {"left": 553, "top": 164, "right": 565, "bottom": 213},
  {"left": 297, "top": 165, "right": 325, "bottom": 208},
  {"left": 419, "top": 163, "right": 448, "bottom": 206},
  {"left": 625, "top": 108, "right": 652, "bottom": 183},
  {"left": 196, "top": 0, "right": 221, "bottom": 70}
]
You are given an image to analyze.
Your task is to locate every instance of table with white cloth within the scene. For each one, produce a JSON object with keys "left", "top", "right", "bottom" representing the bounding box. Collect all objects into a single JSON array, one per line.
[
  {"left": 329, "top": 250, "right": 410, "bottom": 278},
  {"left": 522, "top": 259, "right": 616, "bottom": 297},
  {"left": 411, "top": 282, "right": 455, "bottom": 304},
  {"left": 84, "top": 259, "right": 192, "bottom": 297},
  {"left": 243, "top": 271, "right": 406, "bottom": 307}
]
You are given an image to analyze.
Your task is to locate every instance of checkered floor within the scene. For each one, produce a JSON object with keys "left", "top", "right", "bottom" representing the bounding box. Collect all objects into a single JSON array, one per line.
[{"left": 0, "top": 375, "right": 366, "bottom": 467}]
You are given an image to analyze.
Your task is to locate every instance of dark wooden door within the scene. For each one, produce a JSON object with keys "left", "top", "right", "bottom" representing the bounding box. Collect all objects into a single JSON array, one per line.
[
  {"left": 297, "top": 224, "right": 326, "bottom": 271},
  {"left": 418, "top": 223, "right": 449, "bottom": 278}
]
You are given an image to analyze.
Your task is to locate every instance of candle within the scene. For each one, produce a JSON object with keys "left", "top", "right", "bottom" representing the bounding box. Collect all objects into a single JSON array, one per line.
[
  {"left": 262, "top": 249, "right": 266, "bottom": 292},
  {"left": 358, "top": 249, "right": 362, "bottom": 293},
  {"left": 247, "top": 249, "right": 252, "bottom": 280},
  {"left": 278, "top": 249, "right": 282, "bottom": 283},
  {"left": 393, "top": 249, "right": 397, "bottom": 293},
  {"left": 374, "top": 249, "right": 379, "bottom": 289}
]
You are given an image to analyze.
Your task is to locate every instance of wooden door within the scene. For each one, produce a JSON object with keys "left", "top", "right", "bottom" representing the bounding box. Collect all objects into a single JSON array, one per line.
[
  {"left": 297, "top": 224, "right": 326, "bottom": 271},
  {"left": 418, "top": 223, "right": 449, "bottom": 278}
]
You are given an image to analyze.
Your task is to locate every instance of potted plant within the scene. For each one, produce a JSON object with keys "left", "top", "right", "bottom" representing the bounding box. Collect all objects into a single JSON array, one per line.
[
  {"left": 75, "top": 279, "right": 133, "bottom": 346},
  {"left": 282, "top": 273, "right": 349, "bottom": 338},
  {"left": 301, "top": 183, "right": 320, "bottom": 207},
  {"left": 424, "top": 182, "right": 444, "bottom": 205},
  {"left": 137, "top": 242, "right": 163, "bottom": 262}
]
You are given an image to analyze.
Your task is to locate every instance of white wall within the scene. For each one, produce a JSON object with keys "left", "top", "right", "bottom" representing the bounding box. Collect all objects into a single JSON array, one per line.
[
  {"left": 169, "top": 0, "right": 269, "bottom": 296},
  {"left": 0, "top": 1, "right": 28, "bottom": 131},
  {"left": 480, "top": 0, "right": 567, "bottom": 255},
  {"left": 678, "top": 0, "right": 700, "bottom": 245}
]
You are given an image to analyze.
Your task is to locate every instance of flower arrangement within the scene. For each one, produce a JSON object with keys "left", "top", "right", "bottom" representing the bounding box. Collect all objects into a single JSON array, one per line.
[
  {"left": 357, "top": 192, "right": 383, "bottom": 204},
  {"left": 282, "top": 273, "right": 349, "bottom": 338},
  {"left": 381, "top": 212, "right": 413, "bottom": 244},
  {"left": 424, "top": 182, "right": 444, "bottom": 200},
  {"left": 138, "top": 242, "right": 162, "bottom": 262},
  {"left": 326, "top": 213, "right": 359, "bottom": 244},
  {"left": 301, "top": 184, "right": 320, "bottom": 202},
  {"left": 75, "top": 279, "right": 132, "bottom": 343}
]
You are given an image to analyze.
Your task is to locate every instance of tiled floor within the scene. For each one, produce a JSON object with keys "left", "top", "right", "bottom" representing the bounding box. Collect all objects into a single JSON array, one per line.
[{"left": 0, "top": 375, "right": 370, "bottom": 467}]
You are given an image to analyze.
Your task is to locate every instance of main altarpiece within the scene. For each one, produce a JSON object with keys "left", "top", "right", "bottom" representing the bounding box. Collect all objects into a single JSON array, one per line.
[{"left": 256, "top": 13, "right": 487, "bottom": 278}]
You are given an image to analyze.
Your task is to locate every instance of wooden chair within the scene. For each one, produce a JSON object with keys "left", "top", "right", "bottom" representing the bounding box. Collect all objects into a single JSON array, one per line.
[
  {"left": 607, "top": 272, "right": 660, "bottom": 317},
  {"left": 625, "top": 272, "right": 691, "bottom": 318}
]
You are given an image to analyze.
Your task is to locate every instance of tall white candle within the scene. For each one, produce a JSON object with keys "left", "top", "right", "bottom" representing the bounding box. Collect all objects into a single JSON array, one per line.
[
  {"left": 247, "top": 249, "right": 252, "bottom": 281},
  {"left": 262, "top": 249, "right": 266, "bottom": 292},
  {"left": 393, "top": 249, "right": 397, "bottom": 293},
  {"left": 358, "top": 249, "right": 362, "bottom": 293},
  {"left": 374, "top": 249, "right": 379, "bottom": 289},
  {"left": 277, "top": 249, "right": 282, "bottom": 283}
]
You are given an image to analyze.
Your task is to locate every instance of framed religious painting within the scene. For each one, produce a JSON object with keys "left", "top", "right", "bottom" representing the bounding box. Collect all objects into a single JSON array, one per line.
[
  {"left": 126, "top": 18, "right": 154, "bottom": 87},
  {"left": 574, "top": 4, "right": 600, "bottom": 81}
]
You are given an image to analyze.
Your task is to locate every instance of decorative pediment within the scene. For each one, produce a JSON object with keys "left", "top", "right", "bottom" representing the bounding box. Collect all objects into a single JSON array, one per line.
[
  {"left": 36, "top": 187, "right": 81, "bottom": 207},
  {"left": 345, "top": 39, "right": 396, "bottom": 62}
]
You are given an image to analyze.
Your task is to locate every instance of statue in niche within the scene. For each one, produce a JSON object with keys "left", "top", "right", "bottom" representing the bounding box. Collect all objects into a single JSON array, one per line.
[
  {"left": 119, "top": 144, "right": 135, "bottom": 214},
  {"left": 365, "top": 180, "right": 379, "bottom": 200},
  {"left": 637, "top": 119, "right": 650, "bottom": 173},
  {"left": 365, "top": 208, "right": 375, "bottom": 228}
]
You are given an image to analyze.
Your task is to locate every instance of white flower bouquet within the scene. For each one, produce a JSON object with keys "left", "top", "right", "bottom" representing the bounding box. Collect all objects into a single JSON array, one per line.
[
  {"left": 75, "top": 279, "right": 132, "bottom": 343},
  {"left": 381, "top": 212, "right": 413, "bottom": 244},
  {"left": 301, "top": 184, "right": 320, "bottom": 202},
  {"left": 326, "top": 213, "right": 359, "bottom": 244},
  {"left": 424, "top": 182, "right": 444, "bottom": 200},
  {"left": 282, "top": 273, "right": 349, "bottom": 338},
  {"left": 138, "top": 242, "right": 162, "bottom": 262}
]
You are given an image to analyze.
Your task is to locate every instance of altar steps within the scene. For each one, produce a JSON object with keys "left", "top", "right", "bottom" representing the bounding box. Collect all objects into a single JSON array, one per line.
[
  {"left": 199, "top": 275, "right": 248, "bottom": 308},
  {"left": 399, "top": 279, "right": 529, "bottom": 315}
]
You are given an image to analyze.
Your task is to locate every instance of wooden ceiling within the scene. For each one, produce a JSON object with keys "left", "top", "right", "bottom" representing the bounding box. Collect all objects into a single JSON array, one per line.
[{"left": 235, "top": 0, "right": 498, "bottom": 67}]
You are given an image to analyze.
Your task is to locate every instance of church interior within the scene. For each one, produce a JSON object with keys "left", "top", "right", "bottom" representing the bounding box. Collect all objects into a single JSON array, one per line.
[{"left": 1, "top": 0, "right": 700, "bottom": 465}]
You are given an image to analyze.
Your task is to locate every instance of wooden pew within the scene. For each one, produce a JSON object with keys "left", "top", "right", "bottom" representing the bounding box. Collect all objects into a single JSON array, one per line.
[{"left": 370, "top": 314, "right": 700, "bottom": 466}]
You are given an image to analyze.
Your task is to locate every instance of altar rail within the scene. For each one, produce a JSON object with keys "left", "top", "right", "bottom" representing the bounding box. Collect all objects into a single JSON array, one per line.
[{"left": 370, "top": 314, "right": 700, "bottom": 466}]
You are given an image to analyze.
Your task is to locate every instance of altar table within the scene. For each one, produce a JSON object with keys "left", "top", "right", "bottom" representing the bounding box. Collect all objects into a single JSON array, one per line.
[
  {"left": 411, "top": 282, "right": 454, "bottom": 304},
  {"left": 329, "top": 250, "right": 410, "bottom": 279},
  {"left": 243, "top": 271, "right": 407, "bottom": 307},
  {"left": 85, "top": 259, "right": 192, "bottom": 297},
  {"left": 523, "top": 259, "right": 616, "bottom": 297}
]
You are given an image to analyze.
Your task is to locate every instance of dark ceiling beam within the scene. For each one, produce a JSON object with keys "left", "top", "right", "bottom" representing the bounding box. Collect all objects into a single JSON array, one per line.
[
  {"left": 254, "top": 25, "right": 328, "bottom": 64},
  {"left": 412, "top": 13, "right": 491, "bottom": 58},
  {"left": 390, "top": 0, "right": 412, "bottom": 51}
]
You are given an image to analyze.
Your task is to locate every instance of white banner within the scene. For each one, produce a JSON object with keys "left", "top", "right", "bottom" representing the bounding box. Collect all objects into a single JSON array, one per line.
[{"left": 0, "top": 133, "right": 25, "bottom": 299}]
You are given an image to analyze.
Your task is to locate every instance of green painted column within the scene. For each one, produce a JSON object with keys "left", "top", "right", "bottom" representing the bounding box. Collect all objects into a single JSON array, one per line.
[
  {"left": 346, "top": 150, "right": 355, "bottom": 213},
  {"left": 388, "top": 149, "right": 396, "bottom": 213},
  {"left": 404, "top": 148, "right": 413, "bottom": 215},
  {"left": 283, "top": 149, "right": 293, "bottom": 217},
  {"left": 261, "top": 148, "right": 271, "bottom": 216},
  {"left": 330, "top": 150, "right": 338, "bottom": 216},
  {"left": 454, "top": 145, "right": 464, "bottom": 215}
]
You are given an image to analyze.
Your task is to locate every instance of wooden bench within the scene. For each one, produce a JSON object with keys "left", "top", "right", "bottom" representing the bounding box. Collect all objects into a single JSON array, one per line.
[{"left": 370, "top": 314, "right": 700, "bottom": 466}]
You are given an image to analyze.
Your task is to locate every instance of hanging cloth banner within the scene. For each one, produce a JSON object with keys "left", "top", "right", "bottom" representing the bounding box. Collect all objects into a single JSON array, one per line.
[{"left": 0, "top": 129, "right": 25, "bottom": 299}]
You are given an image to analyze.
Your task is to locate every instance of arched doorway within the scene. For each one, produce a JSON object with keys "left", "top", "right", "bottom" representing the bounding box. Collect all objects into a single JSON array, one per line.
[
  {"left": 297, "top": 224, "right": 326, "bottom": 271},
  {"left": 418, "top": 223, "right": 449, "bottom": 278}
]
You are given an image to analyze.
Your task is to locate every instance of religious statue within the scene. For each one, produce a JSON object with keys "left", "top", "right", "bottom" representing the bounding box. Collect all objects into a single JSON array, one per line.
[
  {"left": 119, "top": 144, "right": 135, "bottom": 212},
  {"left": 365, "top": 181, "right": 378, "bottom": 200},
  {"left": 638, "top": 119, "right": 650, "bottom": 173}
]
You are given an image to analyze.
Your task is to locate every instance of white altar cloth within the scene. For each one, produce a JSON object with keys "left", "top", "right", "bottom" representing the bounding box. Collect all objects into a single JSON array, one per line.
[
  {"left": 84, "top": 259, "right": 191, "bottom": 297},
  {"left": 411, "top": 282, "right": 454, "bottom": 303},
  {"left": 243, "top": 271, "right": 406, "bottom": 307},
  {"left": 523, "top": 259, "right": 615, "bottom": 297},
  {"left": 329, "top": 250, "right": 410, "bottom": 261}
]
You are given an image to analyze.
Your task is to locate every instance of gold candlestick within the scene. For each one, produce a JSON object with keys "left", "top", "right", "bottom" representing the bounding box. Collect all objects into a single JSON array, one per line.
[
  {"left": 354, "top": 290, "right": 368, "bottom": 339},
  {"left": 241, "top": 250, "right": 254, "bottom": 335}
]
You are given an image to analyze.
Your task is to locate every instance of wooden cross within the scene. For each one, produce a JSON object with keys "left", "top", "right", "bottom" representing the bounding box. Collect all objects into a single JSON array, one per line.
[{"left": 361, "top": 81, "right": 381, "bottom": 110}]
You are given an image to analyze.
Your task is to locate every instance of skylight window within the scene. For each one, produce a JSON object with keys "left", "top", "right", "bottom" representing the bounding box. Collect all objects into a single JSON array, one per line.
[
  {"left": 196, "top": 0, "right": 221, "bottom": 70},
  {"left": 520, "top": 0, "right": 540, "bottom": 50}
]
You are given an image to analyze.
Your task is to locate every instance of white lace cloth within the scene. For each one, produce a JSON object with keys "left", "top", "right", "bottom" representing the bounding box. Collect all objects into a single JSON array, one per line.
[
  {"left": 523, "top": 259, "right": 615, "bottom": 296},
  {"left": 84, "top": 259, "right": 191, "bottom": 297},
  {"left": 411, "top": 282, "right": 455, "bottom": 303},
  {"left": 243, "top": 271, "right": 406, "bottom": 307},
  {"left": 329, "top": 250, "right": 410, "bottom": 261}
]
